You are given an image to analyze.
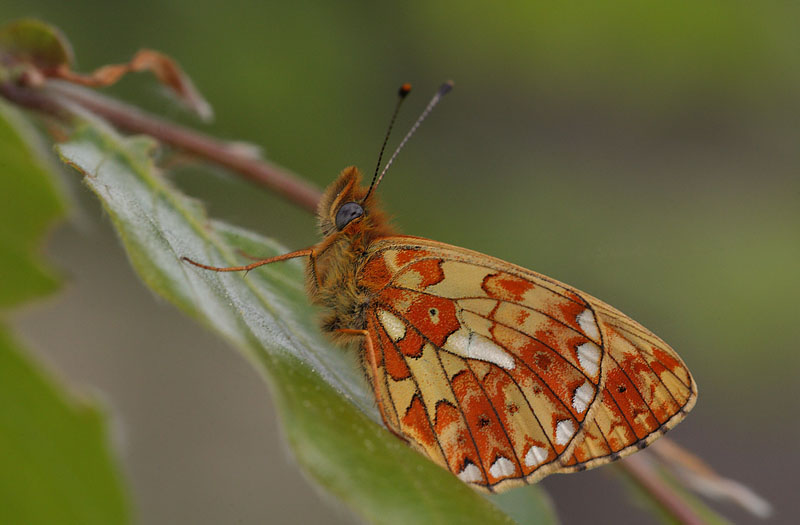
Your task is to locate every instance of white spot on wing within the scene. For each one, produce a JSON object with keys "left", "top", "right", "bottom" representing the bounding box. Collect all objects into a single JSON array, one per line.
[
  {"left": 445, "top": 330, "right": 515, "bottom": 370},
  {"left": 572, "top": 381, "right": 595, "bottom": 414},
  {"left": 576, "top": 308, "right": 600, "bottom": 341},
  {"left": 457, "top": 463, "right": 483, "bottom": 483},
  {"left": 524, "top": 445, "right": 548, "bottom": 467},
  {"left": 489, "top": 457, "right": 515, "bottom": 478},
  {"left": 378, "top": 309, "right": 406, "bottom": 341},
  {"left": 555, "top": 419, "right": 576, "bottom": 446},
  {"left": 576, "top": 342, "right": 601, "bottom": 377}
]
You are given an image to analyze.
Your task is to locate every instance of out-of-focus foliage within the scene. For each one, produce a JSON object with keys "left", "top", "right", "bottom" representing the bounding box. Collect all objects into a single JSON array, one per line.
[
  {"left": 0, "top": 102, "right": 62, "bottom": 307},
  {"left": 0, "top": 101, "right": 130, "bottom": 524}
]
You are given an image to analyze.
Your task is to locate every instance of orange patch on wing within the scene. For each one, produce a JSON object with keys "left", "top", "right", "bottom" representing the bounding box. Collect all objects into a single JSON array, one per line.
[
  {"left": 614, "top": 347, "right": 679, "bottom": 424},
  {"left": 482, "top": 272, "right": 534, "bottom": 302},
  {"left": 375, "top": 323, "right": 412, "bottom": 380},
  {"left": 478, "top": 368, "right": 536, "bottom": 473},
  {"left": 553, "top": 300, "right": 592, "bottom": 335},
  {"left": 530, "top": 323, "right": 593, "bottom": 373},
  {"left": 499, "top": 364, "right": 576, "bottom": 452},
  {"left": 395, "top": 248, "right": 432, "bottom": 267},
  {"left": 570, "top": 422, "right": 613, "bottom": 464},
  {"left": 595, "top": 390, "right": 637, "bottom": 451},
  {"left": 396, "top": 328, "right": 424, "bottom": 358},
  {"left": 493, "top": 325, "right": 590, "bottom": 419},
  {"left": 648, "top": 358, "right": 691, "bottom": 408},
  {"left": 381, "top": 288, "right": 460, "bottom": 347},
  {"left": 450, "top": 370, "right": 520, "bottom": 482},
  {"left": 652, "top": 347, "right": 691, "bottom": 386},
  {"left": 605, "top": 367, "right": 660, "bottom": 439},
  {"left": 401, "top": 259, "right": 446, "bottom": 289},
  {"left": 491, "top": 303, "right": 596, "bottom": 376},
  {"left": 402, "top": 394, "right": 439, "bottom": 452},
  {"left": 434, "top": 400, "right": 484, "bottom": 480},
  {"left": 360, "top": 255, "right": 393, "bottom": 290}
]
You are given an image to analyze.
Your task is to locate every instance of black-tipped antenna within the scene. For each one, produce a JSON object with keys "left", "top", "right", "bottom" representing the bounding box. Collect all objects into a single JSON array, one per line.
[
  {"left": 364, "top": 83, "right": 412, "bottom": 201},
  {"left": 363, "top": 80, "right": 453, "bottom": 202}
]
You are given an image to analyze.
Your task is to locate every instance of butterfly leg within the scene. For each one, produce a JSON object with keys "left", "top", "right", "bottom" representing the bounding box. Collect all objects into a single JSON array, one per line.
[
  {"left": 337, "top": 328, "right": 408, "bottom": 443},
  {"left": 182, "top": 248, "right": 314, "bottom": 273},
  {"left": 228, "top": 247, "right": 322, "bottom": 291},
  {"left": 307, "top": 250, "right": 322, "bottom": 292},
  {"left": 235, "top": 248, "right": 269, "bottom": 261},
  {"left": 182, "top": 247, "right": 324, "bottom": 290}
]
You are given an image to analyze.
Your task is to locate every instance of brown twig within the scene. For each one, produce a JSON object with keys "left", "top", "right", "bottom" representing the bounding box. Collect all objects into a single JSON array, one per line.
[
  {"left": 0, "top": 79, "right": 322, "bottom": 213},
  {"left": 0, "top": 80, "right": 67, "bottom": 118},
  {"left": 617, "top": 453, "right": 705, "bottom": 525},
  {"left": 651, "top": 438, "right": 771, "bottom": 518}
]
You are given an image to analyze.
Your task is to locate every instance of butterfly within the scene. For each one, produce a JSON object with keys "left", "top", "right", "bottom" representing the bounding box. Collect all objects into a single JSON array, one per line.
[{"left": 183, "top": 82, "right": 697, "bottom": 492}]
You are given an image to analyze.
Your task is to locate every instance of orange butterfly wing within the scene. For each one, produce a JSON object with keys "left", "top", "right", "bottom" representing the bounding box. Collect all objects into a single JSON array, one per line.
[{"left": 357, "top": 236, "right": 696, "bottom": 492}]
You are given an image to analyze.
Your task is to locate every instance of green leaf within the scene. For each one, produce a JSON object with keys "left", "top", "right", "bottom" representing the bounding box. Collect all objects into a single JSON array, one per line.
[
  {"left": 56, "top": 118, "right": 557, "bottom": 523},
  {"left": 0, "top": 330, "right": 130, "bottom": 525},
  {"left": 0, "top": 101, "right": 130, "bottom": 524},
  {"left": 0, "top": 19, "right": 73, "bottom": 73},
  {"left": 0, "top": 100, "right": 62, "bottom": 307}
]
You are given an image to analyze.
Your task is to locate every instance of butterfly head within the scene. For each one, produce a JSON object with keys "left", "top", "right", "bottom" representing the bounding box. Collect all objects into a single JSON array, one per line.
[
  {"left": 316, "top": 166, "right": 393, "bottom": 239},
  {"left": 316, "top": 83, "right": 452, "bottom": 241}
]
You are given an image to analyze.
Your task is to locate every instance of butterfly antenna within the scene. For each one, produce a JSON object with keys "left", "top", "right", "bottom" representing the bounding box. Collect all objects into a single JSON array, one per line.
[
  {"left": 363, "top": 80, "right": 453, "bottom": 201},
  {"left": 364, "top": 83, "right": 412, "bottom": 201}
]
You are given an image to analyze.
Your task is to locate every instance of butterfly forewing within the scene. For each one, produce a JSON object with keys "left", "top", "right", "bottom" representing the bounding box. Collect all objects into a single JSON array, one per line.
[{"left": 356, "top": 237, "right": 674, "bottom": 491}]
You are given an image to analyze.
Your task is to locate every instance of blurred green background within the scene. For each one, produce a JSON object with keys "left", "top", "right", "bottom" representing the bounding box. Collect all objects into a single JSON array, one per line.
[{"left": 3, "top": 1, "right": 798, "bottom": 523}]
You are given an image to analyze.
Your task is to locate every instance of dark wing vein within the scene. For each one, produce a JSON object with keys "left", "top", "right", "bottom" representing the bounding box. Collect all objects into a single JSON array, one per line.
[
  {"left": 604, "top": 321, "right": 692, "bottom": 391},
  {"left": 370, "top": 310, "right": 402, "bottom": 429},
  {"left": 382, "top": 282, "right": 593, "bottom": 343},
  {"left": 610, "top": 326, "right": 683, "bottom": 411},
  {"left": 462, "top": 360, "right": 526, "bottom": 476},
  {"left": 376, "top": 311, "right": 454, "bottom": 473},
  {"left": 466, "top": 306, "right": 596, "bottom": 384},
  {"left": 607, "top": 351, "right": 661, "bottom": 428},
  {"left": 604, "top": 387, "right": 639, "bottom": 443},
  {"left": 377, "top": 298, "right": 582, "bottom": 424},
  {"left": 387, "top": 314, "right": 491, "bottom": 480},
  {"left": 497, "top": 367, "right": 558, "bottom": 460}
]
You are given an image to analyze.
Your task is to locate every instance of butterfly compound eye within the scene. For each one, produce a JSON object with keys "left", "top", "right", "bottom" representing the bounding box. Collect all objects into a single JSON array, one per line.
[{"left": 335, "top": 202, "right": 364, "bottom": 230}]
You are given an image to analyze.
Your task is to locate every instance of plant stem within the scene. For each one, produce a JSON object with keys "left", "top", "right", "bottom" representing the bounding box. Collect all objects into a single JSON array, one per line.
[
  {"left": 618, "top": 454, "right": 705, "bottom": 525},
  {"left": 0, "top": 79, "right": 322, "bottom": 213}
]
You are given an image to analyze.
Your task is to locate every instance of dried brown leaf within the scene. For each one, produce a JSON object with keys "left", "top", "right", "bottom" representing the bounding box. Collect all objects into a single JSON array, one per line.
[
  {"left": 52, "top": 49, "right": 212, "bottom": 120},
  {"left": 1, "top": 19, "right": 211, "bottom": 120}
]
